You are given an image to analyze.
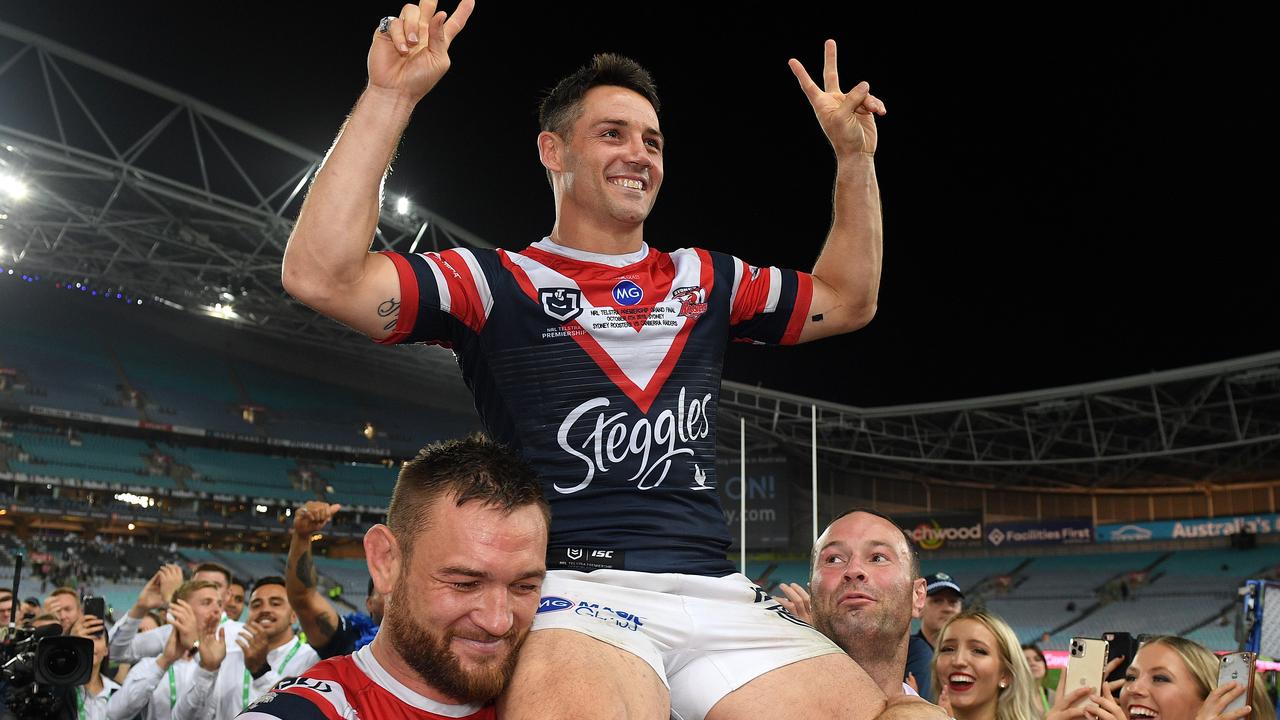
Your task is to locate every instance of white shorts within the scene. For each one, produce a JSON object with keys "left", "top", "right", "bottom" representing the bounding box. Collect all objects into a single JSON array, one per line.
[{"left": 530, "top": 569, "right": 843, "bottom": 720}]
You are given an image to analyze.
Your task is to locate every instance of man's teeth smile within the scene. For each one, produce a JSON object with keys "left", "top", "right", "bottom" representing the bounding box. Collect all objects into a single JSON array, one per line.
[{"left": 610, "top": 178, "right": 645, "bottom": 190}]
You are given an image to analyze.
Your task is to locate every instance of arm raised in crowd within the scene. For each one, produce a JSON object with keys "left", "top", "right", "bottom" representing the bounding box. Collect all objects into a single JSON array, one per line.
[
  {"left": 110, "top": 563, "right": 183, "bottom": 663},
  {"left": 285, "top": 502, "right": 344, "bottom": 651}
]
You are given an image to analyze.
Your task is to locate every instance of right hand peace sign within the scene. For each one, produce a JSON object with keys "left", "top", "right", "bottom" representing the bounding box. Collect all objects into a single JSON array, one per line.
[{"left": 368, "top": 0, "right": 476, "bottom": 102}]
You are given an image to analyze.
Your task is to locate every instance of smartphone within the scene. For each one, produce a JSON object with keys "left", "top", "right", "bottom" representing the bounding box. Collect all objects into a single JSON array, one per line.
[
  {"left": 1065, "top": 637, "right": 1111, "bottom": 708},
  {"left": 83, "top": 596, "right": 106, "bottom": 635},
  {"left": 1218, "top": 652, "right": 1256, "bottom": 718},
  {"left": 1103, "top": 631, "right": 1137, "bottom": 684}
]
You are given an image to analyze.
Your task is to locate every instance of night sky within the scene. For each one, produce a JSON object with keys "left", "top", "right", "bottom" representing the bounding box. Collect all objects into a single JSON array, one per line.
[{"left": 2, "top": 3, "right": 1276, "bottom": 407}]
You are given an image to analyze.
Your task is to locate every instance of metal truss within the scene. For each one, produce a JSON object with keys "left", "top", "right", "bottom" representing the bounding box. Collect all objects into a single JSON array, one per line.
[
  {"left": 720, "top": 351, "right": 1280, "bottom": 490},
  {"left": 0, "top": 21, "right": 485, "bottom": 376}
]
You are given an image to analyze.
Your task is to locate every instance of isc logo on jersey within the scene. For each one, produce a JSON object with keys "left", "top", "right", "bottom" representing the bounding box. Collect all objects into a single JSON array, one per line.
[{"left": 612, "top": 279, "right": 643, "bottom": 306}]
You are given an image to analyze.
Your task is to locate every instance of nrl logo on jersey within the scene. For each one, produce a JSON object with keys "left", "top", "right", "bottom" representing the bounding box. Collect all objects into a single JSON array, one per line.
[
  {"left": 671, "top": 285, "right": 707, "bottom": 319},
  {"left": 540, "top": 287, "right": 584, "bottom": 322}
]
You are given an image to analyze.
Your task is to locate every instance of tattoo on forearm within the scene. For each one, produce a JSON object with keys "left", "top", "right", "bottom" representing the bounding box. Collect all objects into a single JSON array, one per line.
[
  {"left": 296, "top": 551, "right": 317, "bottom": 590},
  {"left": 378, "top": 298, "right": 400, "bottom": 332},
  {"left": 316, "top": 613, "right": 337, "bottom": 639}
]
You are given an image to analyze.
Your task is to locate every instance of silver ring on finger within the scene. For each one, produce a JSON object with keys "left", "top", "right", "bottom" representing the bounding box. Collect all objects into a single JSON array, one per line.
[{"left": 378, "top": 16, "right": 396, "bottom": 34}]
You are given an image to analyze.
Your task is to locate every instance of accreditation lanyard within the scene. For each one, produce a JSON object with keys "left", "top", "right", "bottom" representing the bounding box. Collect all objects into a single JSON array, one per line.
[
  {"left": 241, "top": 638, "right": 302, "bottom": 708},
  {"left": 168, "top": 666, "right": 178, "bottom": 708},
  {"left": 77, "top": 687, "right": 86, "bottom": 720}
]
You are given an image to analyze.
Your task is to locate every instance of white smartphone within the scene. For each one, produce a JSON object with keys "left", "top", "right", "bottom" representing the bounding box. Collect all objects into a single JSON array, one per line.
[
  {"left": 1065, "top": 637, "right": 1111, "bottom": 708},
  {"left": 1217, "top": 651, "right": 1255, "bottom": 719}
]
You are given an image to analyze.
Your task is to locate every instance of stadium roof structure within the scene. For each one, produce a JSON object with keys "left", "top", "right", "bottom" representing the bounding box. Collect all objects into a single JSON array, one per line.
[
  {"left": 720, "top": 351, "right": 1280, "bottom": 492},
  {"left": 3, "top": 22, "right": 1279, "bottom": 492},
  {"left": 0, "top": 21, "right": 476, "bottom": 379}
]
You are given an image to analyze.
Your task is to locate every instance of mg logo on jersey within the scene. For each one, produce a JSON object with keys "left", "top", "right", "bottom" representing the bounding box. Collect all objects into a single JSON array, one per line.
[
  {"left": 537, "top": 596, "right": 574, "bottom": 614},
  {"left": 540, "top": 287, "right": 583, "bottom": 322},
  {"left": 554, "top": 386, "right": 713, "bottom": 494},
  {"left": 612, "top": 279, "right": 643, "bottom": 306}
]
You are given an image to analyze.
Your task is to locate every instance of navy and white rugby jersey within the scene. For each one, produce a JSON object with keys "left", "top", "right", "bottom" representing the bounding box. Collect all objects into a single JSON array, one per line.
[{"left": 379, "top": 238, "right": 812, "bottom": 576}]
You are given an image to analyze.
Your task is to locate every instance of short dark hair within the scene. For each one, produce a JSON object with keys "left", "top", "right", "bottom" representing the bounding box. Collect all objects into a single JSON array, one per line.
[
  {"left": 250, "top": 576, "right": 286, "bottom": 595},
  {"left": 228, "top": 578, "right": 248, "bottom": 591},
  {"left": 387, "top": 434, "right": 549, "bottom": 559},
  {"left": 192, "top": 563, "right": 232, "bottom": 587},
  {"left": 539, "top": 53, "right": 661, "bottom": 138},
  {"left": 813, "top": 507, "right": 921, "bottom": 579}
]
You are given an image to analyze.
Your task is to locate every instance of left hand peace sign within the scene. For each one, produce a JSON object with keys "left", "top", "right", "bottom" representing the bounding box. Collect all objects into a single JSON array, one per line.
[{"left": 789, "top": 40, "right": 887, "bottom": 158}]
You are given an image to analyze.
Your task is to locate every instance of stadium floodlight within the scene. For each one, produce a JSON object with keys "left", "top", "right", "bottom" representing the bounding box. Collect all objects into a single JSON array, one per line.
[
  {"left": 220, "top": 291, "right": 235, "bottom": 302},
  {"left": 127, "top": 523, "right": 135, "bottom": 531},
  {"left": 396, "top": 196, "right": 410, "bottom": 215},
  {"left": 255, "top": 504, "right": 269, "bottom": 513},
  {"left": 0, "top": 173, "right": 28, "bottom": 200}
]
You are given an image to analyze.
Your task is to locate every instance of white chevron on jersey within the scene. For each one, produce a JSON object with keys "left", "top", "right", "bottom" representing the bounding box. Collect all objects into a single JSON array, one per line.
[{"left": 502, "top": 248, "right": 706, "bottom": 406}]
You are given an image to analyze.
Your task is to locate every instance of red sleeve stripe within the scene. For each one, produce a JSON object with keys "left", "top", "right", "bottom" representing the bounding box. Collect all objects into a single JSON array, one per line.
[
  {"left": 437, "top": 249, "right": 487, "bottom": 333},
  {"left": 730, "top": 262, "right": 773, "bottom": 326},
  {"left": 452, "top": 248, "right": 494, "bottom": 320},
  {"left": 374, "top": 251, "right": 419, "bottom": 346},
  {"left": 781, "top": 271, "right": 814, "bottom": 345}
]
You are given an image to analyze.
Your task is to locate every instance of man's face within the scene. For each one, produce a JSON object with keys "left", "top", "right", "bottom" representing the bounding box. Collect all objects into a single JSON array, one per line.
[
  {"left": 0, "top": 594, "right": 12, "bottom": 626},
  {"left": 45, "top": 593, "right": 81, "bottom": 632},
  {"left": 921, "top": 590, "right": 963, "bottom": 638},
  {"left": 248, "top": 584, "right": 296, "bottom": 644},
  {"left": 186, "top": 588, "right": 222, "bottom": 633},
  {"left": 225, "top": 583, "right": 246, "bottom": 622},
  {"left": 193, "top": 571, "right": 229, "bottom": 613},
  {"left": 551, "top": 85, "right": 664, "bottom": 229},
  {"left": 381, "top": 498, "right": 547, "bottom": 705},
  {"left": 810, "top": 512, "right": 924, "bottom": 655}
]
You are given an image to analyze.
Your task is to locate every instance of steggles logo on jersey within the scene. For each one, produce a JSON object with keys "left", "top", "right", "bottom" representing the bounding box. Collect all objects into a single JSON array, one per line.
[
  {"left": 555, "top": 386, "right": 714, "bottom": 494},
  {"left": 540, "top": 287, "right": 583, "bottom": 322},
  {"left": 671, "top": 285, "right": 707, "bottom": 319}
]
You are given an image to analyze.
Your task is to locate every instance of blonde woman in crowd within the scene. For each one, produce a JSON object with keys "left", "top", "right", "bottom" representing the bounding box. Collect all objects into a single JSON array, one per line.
[
  {"left": 932, "top": 610, "right": 1042, "bottom": 720},
  {"left": 1119, "top": 636, "right": 1275, "bottom": 720}
]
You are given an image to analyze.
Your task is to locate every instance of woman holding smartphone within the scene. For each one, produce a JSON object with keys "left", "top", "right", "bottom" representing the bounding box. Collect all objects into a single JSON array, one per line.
[
  {"left": 932, "top": 610, "right": 1042, "bottom": 720},
  {"left": 1117, "top": 636, "right": 1275, "bottom": 720}
]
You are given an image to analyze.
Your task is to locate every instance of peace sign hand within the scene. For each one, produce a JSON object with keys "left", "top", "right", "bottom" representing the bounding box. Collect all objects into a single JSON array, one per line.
[
  {"left": 368, "top": 0, "right": 476, "bottom": 102},
  {"left": 788, "top": 39, "right": 887, "bottom": 159}
]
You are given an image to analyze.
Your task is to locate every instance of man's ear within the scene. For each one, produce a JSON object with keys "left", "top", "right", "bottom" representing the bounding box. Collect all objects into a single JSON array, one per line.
[
  {"left": 364, "top": 524, "right": 401, "bottom": 598},
  {"left": 911, "top": 577, "right": 927, "bottom": 619},
  {"left": 537, "top": 131, "right": 565, "bottom": 174}
]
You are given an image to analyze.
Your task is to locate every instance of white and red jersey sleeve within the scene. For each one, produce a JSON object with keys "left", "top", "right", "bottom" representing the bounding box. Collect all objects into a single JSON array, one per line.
[
  {"left": 723, "top": 255, "right": 814, "bottom": 346},
  {"left": 376, "top": 249, "right": 497, "bottom": 347}
]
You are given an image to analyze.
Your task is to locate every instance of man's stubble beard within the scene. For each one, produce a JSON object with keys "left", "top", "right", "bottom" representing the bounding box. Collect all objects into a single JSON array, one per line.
[
  {"left": 814, "top": 582, "right": 913, "bottom": 662},
  {"left": 384, "top": 587, "right": 529, "bottom": 705}
]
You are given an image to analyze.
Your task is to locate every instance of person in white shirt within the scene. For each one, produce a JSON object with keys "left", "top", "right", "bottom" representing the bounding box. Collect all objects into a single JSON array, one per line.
[
  {"left": 73, "top": 623, "right": 123, "bottom": 720},
  {"left": 111, "top": 563, "right": 245, "bottom": 664},
  {"left": 178, "top": 576, "right": 320, "bottom": 720},
  {"left": 108, "top": 580, "right": 225, "bottom": 720}
]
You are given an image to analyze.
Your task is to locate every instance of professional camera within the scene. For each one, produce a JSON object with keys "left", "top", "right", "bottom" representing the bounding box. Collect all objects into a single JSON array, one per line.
[
  {"left": 1, "top": 554, "right": 94, "bottom": 720},
  {"left": 1, "top": 624, "right": 94, "bottom": 720}
]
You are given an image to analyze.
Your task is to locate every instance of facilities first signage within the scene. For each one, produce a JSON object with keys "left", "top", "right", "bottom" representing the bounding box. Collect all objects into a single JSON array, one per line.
[
  {"left": 1096, "top": 514, "right": 1280, "bottom": 543},
  {"left": 984, "top": 519, "right": 1093, "bottom": 548},
  {"left": 895, "top": 513, "right": 984, "bottom": 551}
]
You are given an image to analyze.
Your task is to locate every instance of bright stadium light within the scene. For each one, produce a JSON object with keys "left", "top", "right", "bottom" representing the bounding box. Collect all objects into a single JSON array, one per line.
[
  {"left": 255, "top": 504, "right": 269, "bottom": 513},
  {"left": 127, "top": 523, "right": 136, "bottom": 531},
  {"left": 0, "top": 173, "right": 28, "bottom": 200},
  {"left": 396, "top": 196, "right": 410, "bottom": 215}
]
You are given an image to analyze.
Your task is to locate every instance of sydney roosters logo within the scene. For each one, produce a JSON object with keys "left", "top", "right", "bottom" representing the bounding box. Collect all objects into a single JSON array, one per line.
[{"left": 671, "top": 285, "right": 707, "bottom": 319}]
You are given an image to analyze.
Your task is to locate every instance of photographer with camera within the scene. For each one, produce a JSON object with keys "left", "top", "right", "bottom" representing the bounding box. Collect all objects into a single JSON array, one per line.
[{"left": 108, "top": 580, "right": 225, "bottom": 720}]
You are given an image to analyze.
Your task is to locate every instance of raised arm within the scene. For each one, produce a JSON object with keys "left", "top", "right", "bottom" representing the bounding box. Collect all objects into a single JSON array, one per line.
[
  {"left": 280, "top": 0, "right": 475, "bottom": 339},
  {"left": 787, "top": 39, "right": 887, "bottom": 343},
  {"left": 285, "top": 502, "right": 344, "bottom": 651}
]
